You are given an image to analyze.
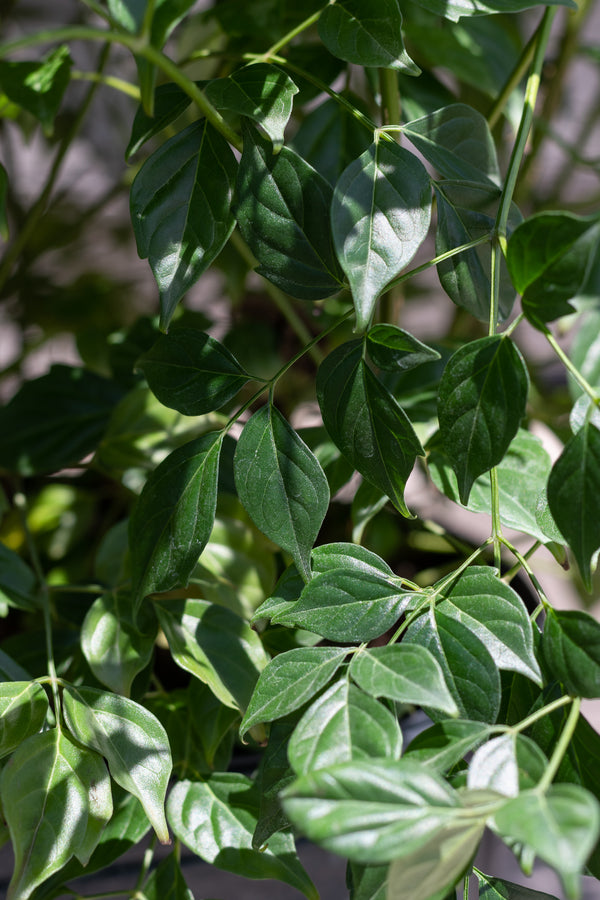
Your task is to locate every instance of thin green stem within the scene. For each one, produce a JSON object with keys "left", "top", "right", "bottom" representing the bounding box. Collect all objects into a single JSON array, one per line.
[
  {"left": 141, "top": 0, "right": 157, "bottom": 41},
  {"left": 501, "top": 312, "right": 524, "bottom": 338},
  {"left": 544, "top": 328, "right": 600, "bottom": 405},
  {"left": 48, "top": 583, "right": 106, "bottom": 594},
  {"left": 501, "top": 540, "right": 541, "bottom": 584},
  {"left": 486, "top": 29, "right": 537, "bottom": 130},
  {"left": 430, "top": 538, "right": 494, "bottom": 597},
  {"left": 379, "top": 68, "right": 401, "bottom": 129},
  {"left": 537, "top": 696, "right": 581, "bottom": 792},
  {"left": 77, "top": 0, "right": 113, "bottom": 21},
  {"left": 257, "top": 9, "right": 322, "bottom": 60},
  {"left": 490, "top": 467, "right": 503, "bottom": 569},
  {"left": 509, "top": 693, "right": 572, "bottom": 735},
  {"left": 385, "top": 234, "right": 491, "bottom": 293},
  {"left": 71, "top": 69, "right": 141, "bottom": 99},
  {"left": 133, "top": 836, "right": 156, "bottom": 893},
  {"left": 499, "top": 535, "right": 551, "bottom": 607}
]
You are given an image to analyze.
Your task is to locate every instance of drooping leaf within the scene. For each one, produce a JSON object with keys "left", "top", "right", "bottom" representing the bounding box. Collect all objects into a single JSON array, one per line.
[
  {"left": 0, "top": 161, "right": 8, "bottom": 239},
  {"left": 130, "top": 120, "right": 237, "bottom": 330},
  {"left": 167, "top": 775, "right": 318, "bottom": 898},
  {"left": 141, "top": 851, "right": 194, "bottom": 900},
  {"left": 62, "top": 685, "right": 172, "bottom": 844},
  {"left": 467, "top": 733, "right": 547, "bottom": 797},
  {"left": 288, "top": 680, "right": 403, "bottom": 776},
  {"left": 542, "top": 608, "right": 600, "bottom": 698},
  {"left": 240, "top": 647, "right": 349, "bottom": 738},
  {"left": 404, "top": 719, "right": 492, "bottom": 772},
  {"left": 0, "top": 46, "right": 71, "bottom": 134},
  {"left": 0, "top": 365, "right": 123, "bottom": 476},
  {"left": 331, "top": 140, "right": 431, "bottom": 331},
  {"left": 154, "top": 598, "right": 268, "bottom": 711},
  {"left": 233, "top": 405, "right": 329, "bottom": 582},
  {"left": 437, "top": 336, "right": 529, "bottom": 504},
  {"left": 0, "top": 682, "right": 48, "bottom": 758},
  {"left": 318, "top": 0, "right": 419, "bottom": 74},
  {"left": 349, "top": 644, "right": 459, "bottom": 716},
  {"left": 317, "top": 341, "right": 424, "bottom": 517},
  {"left": 413, "top": 0, "right": 574, "bottom": 23},
  {"left": 0, "top": 543, "right": 39, "bottom": 611},
  {"left": 1, "top": 729, "right": 112, "bottom": 900},
  {"left": 367, "top": 324, "right": 441, "bottom": 372},
  {"left": 476, "top": 870, "right": 561, "bottom": 900},
  {"left": 129, "top": 432, "right": 223, "bottom": 606},
  {"left": 547, "top": 422, "right": 600, "bottom": 590},
  {"left": 235, "top": 123, "right": 344, "bottom": 299}
]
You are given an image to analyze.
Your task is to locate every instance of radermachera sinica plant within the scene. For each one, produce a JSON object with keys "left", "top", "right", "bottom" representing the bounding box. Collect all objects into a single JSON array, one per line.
[{"left": 1, "top": 0, "right": 600, "bottom": 898}]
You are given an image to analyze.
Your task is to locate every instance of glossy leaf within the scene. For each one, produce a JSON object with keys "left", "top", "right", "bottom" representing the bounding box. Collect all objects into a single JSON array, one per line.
[
  {"left": 414, "top": 0, "right": 574, "bottom": 23},
  {"left": 130, "top": 120, "right": 237, "bottom": 330},
  {"left": 0, "top": 46, "right": 71, "bottom": 134},
  {"left": 235, "top": 124, "right": 344, "bottom": 299},
  {"left": 62, "top": 685, "right": 172, "bottom": 843},
  {"left": 288, "top": 680, "right": 403, "bottom": 775},
  {"left": 141, "top": 851, "right": 194, "bottom": 900},
  {"left": 547, "top": 422, "right": 600, "bottom": 590},
  {"left": 367, "top": 324, "right": 441, "bottom": 372},
  {"left": 240, "top": 647, "right": 348, "bottom": 737},
  {"left": 1, "top": 729, "right": 112, "bottom": 900},
  {"left": 542, "top": 609, "right": 600, "bottom": 698},
  {"left": 476, "top": 871, "right": 561, "bottom": 900},
  {"left": 234, "top": 405, "right": 329, "bottom": 583},
  {"left": 467, "top": 733, "right": 546, "bottom": 796},
  {"left": 437, "top": 336, "right": 529, "bottom": 504},
  {"left": 154, "top": 598, "right": 268, "bottom": 711},
  {"left": 349, "top": 644, "right": 459, "bottom": 715},
  {"left": 331, "top": 140, "right": 431, "bottom": 331},
  {"left": 167, "top": 775, "right": 318, "bottom": 899},
  {"left": 404, "top": 720, "right": 492, "bottom": 771},
  {"left": 318, "top": 0, "right": 418, "bottom": 73},
  {"left": 129, "top": 432, "right": 223, "bottom": 605},
  {"left": 0, "top": 543, "right": 38, "bottom": 611},
  {"left": 317, "top": 341, "right": 424, "bottom": 517},
  {"left": 0, "top": 682, "right": 48, "bottom": 758}
]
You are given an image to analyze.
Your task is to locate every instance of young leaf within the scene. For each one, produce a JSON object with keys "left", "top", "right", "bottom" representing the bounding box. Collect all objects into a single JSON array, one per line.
[
  {"left": 288, "top": 680, "right": 403, "bottom": 776},
  {"left": 349, "top": 644, "right": 459, "bottom": 716},
  {"left": 547, "top": 423, "right": 600, "bottom": 590},
  {"left": 62, "top": 685, "right": 172, "bottom": 844},
  {"left": 318, "top": 0, "right": 419, "bottom": 74},
  {"left": 437, "top": 335, "right": 529, "bottom": 504},
  {"left": 0, "top": 46, "right": 71, "bottom": 134},
  {"left": 140, "top": 851, "right": 194, "bottom": 900},
  {"left": 167, "top": 775, "right": 318, "bottom": 899},
  {"left": 331, "top": 140, "right": 431, "bottom": 331},
  {"left": 130, "top": 120, "right": 237, "bottom": 331},
  {"left": 476, "top": 871, "right": 561, "bottom": 900},
  {"left": 467, "top": 733, "right": 546, "bottom": 797},
  {"left": 317, "top": 341, "right": 424, "bottom": 517},
  {"left": 542, "top": 609, "right": 600, "bottom": 698},
  {"left": 367, "top": 324, "right": 441, "bottom": 372},
  {"left": 129, "top": 432, "right": 223, "bottom": 606},
  {"left": 0, "top": 682, "right": 48, "bottom": 758},
  {"left": 233, "top": 405, "right": 329, "bottom": 583},
  {"left": 0, "top": 542, "right": 39, "bottom": 611},
  {"left": 1, "top": 729, "right": 112, "bottom": 900},
  {"left": 240, "top": 646, "right": 349, "bottom": 738},
  {"left": 235, "top": 124, "right": 344, "bottom": 299},
  {"left": 154, "top": 598, "right": 268, "bottom": 711}
]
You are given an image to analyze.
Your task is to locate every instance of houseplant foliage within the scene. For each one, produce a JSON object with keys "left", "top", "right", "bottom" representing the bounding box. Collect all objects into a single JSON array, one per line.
[{"left": 1, "top": 0, "right": 600, "bottom": 898}]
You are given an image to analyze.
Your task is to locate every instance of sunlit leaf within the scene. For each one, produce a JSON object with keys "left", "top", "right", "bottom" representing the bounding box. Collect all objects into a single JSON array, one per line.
[
  {"left": 367, "top": 325, "right": 441, "bottom": 372},
  {"left": 0, "top": 46, "right": 71, "bottom": 134},
  {"left": 0, "top": 681, "right": 48, "bottom": 758},
  {"left": 318, "top": 0, "right": 418, "bottom": 73}
]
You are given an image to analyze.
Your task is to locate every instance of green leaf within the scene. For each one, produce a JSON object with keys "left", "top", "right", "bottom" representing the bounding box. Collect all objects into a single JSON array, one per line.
[
  {"left": 404, "top": 720, "right": 492, "bottom": 772},
  {"left": 0, "top": 649, "right": 32, "bottom": 682},
  {"left": 126, "top": 82, "right": 192, "bottom": 159},
  {"left": 403, "top": 103, "right": 500, "bottom": 185},
  {"left": 107, "top": 0, "right": 195, "bottom": 37},
  {"left": 81, "top": 592, "right": 157, "bottom": 697},
  {"left": 318, "top": 0, "right": 418, "bottom": 74},
  {"left": 288, "top": 680, "right": 403, "bottom": 775},
  {"left": 0, "top": 161, "right": 8, "bottom": 239},
  {"left": 435, "top": 181, "right": 521, "bottom": 322},
  {"left": 233, "top": 405, "right": 329, "bottom": 583},
  {"left": 437, "top": 336, "right": 529, "bottom": 504},
  {"left": 167, "top": 775, "right": 318, "bottom": 899},
  {"left": 414, "top": 0, "right": 574, "bottom": 22},
  {"left": 0, "top": 46, "right": 71, "bottom": 134},
  {"left": 367, "top": 324, "right": 441, "bottom": 372},
  {"left": 253, "top": 716, "right": 297, "bottom": 848},
  {"left": 547, "top": 422, "right": 600, "bottom": 590},
  {"left": 476, "top": 871, "right": 561, "bottom": 900},
  {"left": 0, "top": 543, "right": 38, "bottom": 611},
  {"left": 467, "top": 733, "right": 546, "bottom": 797},
  {"left": 129, "top": 432, "right": 223, "bottom": 605},
  {"left": 0, "top": 365, "right": 123, "bottom": 476},
  {"left": 154, "top": 598, "right": 268, "bottom": 711},
  {"left": 240, "top": 647, "right": 349, "bottom": 737},
  {"left": 317, "top": 341, "right": 424, "bottom": 517},
  {"left": 1, "top": 729, "right": 112, "bottom": 900},
  {"left": 349, "top": 644, "right": 459, "bottom": 715},
  {"left": 235, "top": 123, "right": 344, "bottom": 299},
  {"left": 130, "top": 120, "right": 237, "bottom": 331},
  {"left": 62, "top": 685, "right": 172, "bottom": 844},
  {"left": 141, "top": 852, "right": 194, "bottom": 900},
  {"left": 0, "top": 682, "right": 48, "bottom": 758},
  {"left": 542, "top": 609, "right": 600, "bottom": 698},
  {"left": 347, "top": 863, "right": 388, "bottom": 900},
  {"left": 507, "top": 212, "right": 600, "bottom": 328},
  {"left": 204, "top": 63, "right": 298, "bottom": 152},
  {"left": 138, "top": 328, "right": 250, "bottom": 415},
  {"left": 331, "top": 141, "right": 431, "bottom": 331},
  {"left": 492, "top": 784, "right": 600, "bottom": 900}
]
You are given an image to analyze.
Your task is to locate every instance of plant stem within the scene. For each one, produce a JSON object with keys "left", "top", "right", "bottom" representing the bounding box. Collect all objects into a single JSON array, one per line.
[
  {"left": 509, "top": 693, "right": 572, "bottom": 735},
  {"left": 385, "top": 234, "right": 491, "bottom": 292},
  {"left": 379, "top": 69, "right": 401, "bottom": 129},
  {"left": 258, "top": 9, "right": 322, "bottom": 60},
  {"left": 486, "top": 29, "right": 537, "bottom": 130},
  {"left": 71, "top": 69, "right": 141, "bottom": 99},
  {"left": 537, "top": 696, "right": 581, "bottom": 792},
  {"left": 544, "top": 328, "right": 600, "bottom": 405},
  {"left": 500, "top": 535, "right": 551, "bottom": 607},
  {"left": 501, "top": 540, "right": 541, "bottom": 584}
]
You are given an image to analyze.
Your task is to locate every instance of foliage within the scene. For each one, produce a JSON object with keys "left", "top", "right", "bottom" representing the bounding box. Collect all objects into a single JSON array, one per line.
[{"left": 1, "top": 0, "right": 600, "bottom": 898}]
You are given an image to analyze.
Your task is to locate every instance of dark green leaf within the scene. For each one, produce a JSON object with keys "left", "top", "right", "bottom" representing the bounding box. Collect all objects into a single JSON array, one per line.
[
  {"left": 0, "top": 543, "right": 38, "bottom": 611},
  {"left": 467, "top": 733, "right": 546, "bottom": 796},
  {"left": 347, "top": 863, "right": 388, "bottom": 900},
  {"left": 0, "top": 46, "right": 71, "bottom": 134},
  {"left": 130, "top": 120, "right": 237, "bottom": 330},
  {"left": 349, "top": 644, "right": 459, "bottom": 715},
  {"left": 413, "top": 0, "right": 574, "bottom": 22},
  {"left": 253, "top": 716, "right": 297, "bottom": 848},
  {"left": 404, "top": 720, "right": 492, "bottom": 771},
  {"left": 0, "top": 161, "right": 8, "bottom": 239},
  {"left": 154, "top": 598, "right": 268, "bottom": 711},
  {"left": 476, "top": 871, "right": 561, "bottom": 900},
  {"left": 318, "top": 0, "right": 418, "bottom": 73},
  {"left": 234, "top": 405, "right": 329, "bottom": 582},
  {"left": 367, "top": 324, "right": 441, "bottom": 372},
  {"left": 547, "top": 422, "right": 600, "bottom": 590},
  {"left": 240, "top": 647, "right": 348, "bottom": 737},
  {"left": 331, "top": 141, "right": 431, "bottom": 331},
  {"left": 570, "top": 310, "right": 600, "bottom": 401},
  {"left": 288, "top": 680, "right": 403, "bottom": 775},
  {"left": 0, "top": 649, "right": 32, "bottom": 682},
  {"left": 542, "top": 609, "right": 600, "bottom": 698},
  {"left": 126, "top": 82, "right": 192, "bottom": 159},
  {"left": 437, "top": 336, "right": 529, "bottom": 504},
  {"left": 129, "top": 432, "right": 223, "bottom": 605},
  {"left": 235, "top": 124, "right": 344, "bottom": 299},
  {"left": 0, "top": 365, "right": 123, "bottom": 476},
  {"left": 0, "top": 682, "right": 48, "bottom": 758},
  {"left": 141, "top": 852, "right": 194, "bottom": 900},
  {"left": 317, "top": 341, "right": 424, "bottom": 517},
  {"left": 167, "top": 775, "right": 318, "bottom": 899},
  {"left": 62, "top": 685, "right": 172, "bottom": 843}
]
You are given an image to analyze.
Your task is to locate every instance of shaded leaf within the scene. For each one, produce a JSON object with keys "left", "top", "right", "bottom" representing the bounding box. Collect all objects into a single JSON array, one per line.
[
  {"left": 0, "top": 543, "right": 39, "bottom": 611},
  {"left": 0, "top": 681, "right": 48, "bottom": 758},
  {"left": 542, "top": 609, "right": 600, "bottom": 698},
  {"left": 476, "top": 871, "right": 561, "bottom": 900},
  {"left": 318, "top": 0, "right": 418, "bottom": 73},
  {"left": 253, "top": 716, "right": 297, "bottom": 848},
  {"left": 467, "top": 733, "right": 546, "bottom": 797},
  {"left": 0, "top": 46, "right": 71, "bottom": 134},
  {"left": 367, "top": 324, "right": 441, "bottom": 372},
  {"left": 404, "top": 719, "right": 492, "bottom": 772},
  {"left": 141, "top": 851, "right": 194, "bottom": 900},
  {"left": 126, "top": 82, "right": 192, "bottom": 159}
]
